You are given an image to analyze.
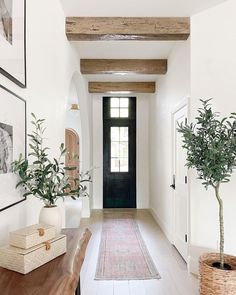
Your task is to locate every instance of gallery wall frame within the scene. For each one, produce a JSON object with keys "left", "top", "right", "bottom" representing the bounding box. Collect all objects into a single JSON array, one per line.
[
  {"left": 0, "top": 0, "right": 27, "bottom": 88},
  {"left": 0, "top": 85, "right": 27, "bottom": 212}
]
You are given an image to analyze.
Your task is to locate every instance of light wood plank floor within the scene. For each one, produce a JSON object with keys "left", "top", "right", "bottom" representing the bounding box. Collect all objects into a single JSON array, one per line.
[{"left": 80, "top": 209, "right": 199, "bottom": 295}]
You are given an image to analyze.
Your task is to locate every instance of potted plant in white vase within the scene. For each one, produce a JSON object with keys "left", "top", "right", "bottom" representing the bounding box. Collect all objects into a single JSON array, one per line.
[
  {"left": 12, "top": 113, "right": 91, "bottom": 234},
  {"left": 178, "top": 99, "right": 236, "bottom": 295}
]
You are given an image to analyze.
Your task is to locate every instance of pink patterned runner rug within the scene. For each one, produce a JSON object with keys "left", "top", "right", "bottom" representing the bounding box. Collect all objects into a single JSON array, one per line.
[{"left": 95, "top": 212, "right": 161, "bottom": 280}]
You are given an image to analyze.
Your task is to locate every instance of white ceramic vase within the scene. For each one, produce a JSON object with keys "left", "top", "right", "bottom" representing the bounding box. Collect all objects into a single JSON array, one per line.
[{"left": 39, "top": 206, "right": 62, "bottom": 235}]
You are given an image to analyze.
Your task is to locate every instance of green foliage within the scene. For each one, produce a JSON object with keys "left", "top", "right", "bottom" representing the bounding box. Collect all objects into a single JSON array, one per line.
[
  {"left": 12, "top": 113, "right": 91, "bottom": 206},
  {"left": 178, "top": 99, "right": 236, "bottom": 189}
]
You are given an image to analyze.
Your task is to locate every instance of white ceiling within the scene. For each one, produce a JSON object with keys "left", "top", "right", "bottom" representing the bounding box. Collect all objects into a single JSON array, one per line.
[
  {"left": 61, "top": 0, "right": 227, "bottom": 83},
  {"left": 74, "top": 41, "right": 177, "bottom": 82},
  {"left": 73, "top": 41, "right": 177, "bottom": 59},
  {"left": 60, "top": 0, "right": 226, "bottom": 17}
]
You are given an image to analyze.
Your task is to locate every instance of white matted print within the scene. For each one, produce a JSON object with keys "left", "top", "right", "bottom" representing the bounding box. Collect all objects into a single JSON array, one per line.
[
  {"left": 0, "top": 85, "right": 26, "bottom": 211},
  {"left": 0, "top": 0, "right": 26, "bottom": 87},
  {"left": 0, "top": 0, "right": 12, "bottom": 44},
  {"left": 0, "top": 122, "right": 13, "bottom": 173}
]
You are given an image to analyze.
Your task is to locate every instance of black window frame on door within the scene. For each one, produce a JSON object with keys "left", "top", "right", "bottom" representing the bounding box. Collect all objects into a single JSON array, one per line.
[{"left": 103, "top": 96, "right": 137, "bottom": 208}]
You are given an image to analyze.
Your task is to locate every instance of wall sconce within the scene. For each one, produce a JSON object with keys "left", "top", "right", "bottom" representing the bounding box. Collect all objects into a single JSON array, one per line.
[{"left": 71, "top": 104, "right": 80, "bottom": 111}]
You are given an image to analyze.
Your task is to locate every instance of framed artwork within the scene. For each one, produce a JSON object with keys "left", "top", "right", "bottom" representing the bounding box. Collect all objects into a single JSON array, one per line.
[
  {"left": 0, "top": 0, "right": 26, "bottom": 88},
  {"left": 0, "top": 85, "right": 26, "bottom": 211}
]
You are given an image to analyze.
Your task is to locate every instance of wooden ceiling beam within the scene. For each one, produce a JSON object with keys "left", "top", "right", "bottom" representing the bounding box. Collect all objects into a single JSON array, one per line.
[
  {"left": 88, "top": 82, "right": 156, "bottom": 94},
  {"left": 66, "top": 17, "right": 190, "bottom": 41},
  {"left": 81, "top": 59, "right": 167, "bottom": 75}
]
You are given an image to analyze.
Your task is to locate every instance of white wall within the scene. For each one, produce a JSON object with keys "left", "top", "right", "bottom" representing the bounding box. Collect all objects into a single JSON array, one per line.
[
  {"left": 136, "top": 95, "right": 150, "bottom": 208},
  {"left": 92, "top": 95, "right": 103, "bottom": 209},
  {"left": 66, "top": 81, "right": 82, "bottom": 156},
  {"left": 189, "top": 0, "right": 236, "bottom": 271},
  {"left": 92, "top": 94, "right": 150, "bottom": 209},
  {"left": 0, "top": 0, "right": 91, "bottom": 245},
  {"left": 149, "top": 40, "right": 190, "bottom": 242}
]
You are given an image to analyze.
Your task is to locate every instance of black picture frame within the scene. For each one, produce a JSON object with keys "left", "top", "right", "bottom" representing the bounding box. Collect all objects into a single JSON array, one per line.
[
  {"left": 0, "top": 0, "right": 27, "bottom": 88},
  {"left": 0, "top": 85, "right": 27, "bottom": 212}
]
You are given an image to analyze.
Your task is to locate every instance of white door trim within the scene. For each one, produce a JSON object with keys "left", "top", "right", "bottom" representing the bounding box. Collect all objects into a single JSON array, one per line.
[{"left": 171, "top": 97, "right": 190, "bottom": 262}]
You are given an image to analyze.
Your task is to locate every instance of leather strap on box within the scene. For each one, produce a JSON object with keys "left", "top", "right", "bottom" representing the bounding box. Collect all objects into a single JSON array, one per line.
[
  {"left": 37, "top": 228, "right": 45, "bottom": 237},
  {"left": 44, "top": 241, "right": 51, "bottom": 251}
]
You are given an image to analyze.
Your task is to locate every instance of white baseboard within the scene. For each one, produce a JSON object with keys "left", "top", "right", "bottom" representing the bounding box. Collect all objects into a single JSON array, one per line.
[
  {"left": 188, "top": 245, "right": 215, "bottom": 275},
  {"left": 149, "top": 207, "right": 173, "bottom": 244},
  {"left": 188, "top": 255, "right": 199, "bottom": 275}
]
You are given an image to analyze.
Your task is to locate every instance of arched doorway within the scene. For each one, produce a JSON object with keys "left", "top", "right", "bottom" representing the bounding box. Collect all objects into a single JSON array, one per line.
[{"left": 65, "top": 71, "right": 91, "bottom": 218}]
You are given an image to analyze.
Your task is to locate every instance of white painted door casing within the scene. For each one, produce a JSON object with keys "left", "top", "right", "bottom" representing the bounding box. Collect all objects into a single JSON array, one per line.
[{"left": 172, "top": 105, "right": 189, "bottom": 261}]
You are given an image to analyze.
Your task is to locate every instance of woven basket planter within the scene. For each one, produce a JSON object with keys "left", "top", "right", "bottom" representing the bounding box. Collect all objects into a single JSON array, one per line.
[{"left": 199, "top": 253, "right": 236, "bottom": 295}]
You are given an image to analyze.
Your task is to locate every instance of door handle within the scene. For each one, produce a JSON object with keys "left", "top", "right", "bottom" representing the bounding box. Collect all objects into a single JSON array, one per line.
[{"left": 170, "top": 175, "right": 175, "bottom": 190}]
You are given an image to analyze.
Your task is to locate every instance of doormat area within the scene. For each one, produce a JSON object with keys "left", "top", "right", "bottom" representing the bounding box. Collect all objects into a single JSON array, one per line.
[{"left": 95, "top": 212, "right": 161, "bottom": 280}]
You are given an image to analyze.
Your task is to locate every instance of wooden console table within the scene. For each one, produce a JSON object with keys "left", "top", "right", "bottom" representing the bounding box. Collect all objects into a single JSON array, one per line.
[{"left": 0, "top": 228, "right": 92, "bottom": 295}]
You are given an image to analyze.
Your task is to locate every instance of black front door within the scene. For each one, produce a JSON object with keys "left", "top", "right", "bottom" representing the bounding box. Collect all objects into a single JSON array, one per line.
[{"left": 103, "top": 96, "right": 136, "bottom": 208}]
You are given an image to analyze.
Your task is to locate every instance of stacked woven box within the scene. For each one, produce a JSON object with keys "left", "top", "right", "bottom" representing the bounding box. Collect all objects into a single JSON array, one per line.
[{"left": 0, "top": 224, "right": 67, "bottom": 274}]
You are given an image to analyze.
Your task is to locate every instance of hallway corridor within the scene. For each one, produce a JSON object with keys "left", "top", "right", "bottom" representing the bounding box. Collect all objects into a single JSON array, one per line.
[{"left": 80, "top": 210, "right": 198, "bottom": 295}]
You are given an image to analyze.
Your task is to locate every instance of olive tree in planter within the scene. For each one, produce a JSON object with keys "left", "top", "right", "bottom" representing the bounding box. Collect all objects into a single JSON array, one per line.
[
  {"left": 12, "top": 114, "right": 91, "bottom": 234},
  {"left": 178, "top": 99, "right": 236, "bottom": 295}
]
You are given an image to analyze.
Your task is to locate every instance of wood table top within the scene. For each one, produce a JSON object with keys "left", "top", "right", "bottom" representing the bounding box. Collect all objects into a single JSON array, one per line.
[{"left": 0, "top": 228, "right": 92, "bottom": 295}]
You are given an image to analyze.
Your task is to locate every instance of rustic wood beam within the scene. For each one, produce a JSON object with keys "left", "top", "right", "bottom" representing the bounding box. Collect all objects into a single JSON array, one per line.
[
  {"left": 66, "top": 17, "right": 190, "bottom": 41},
  {"left": 88, "top": 82, "right": 156, "bottom": 93},
  {"left": 81, "top": 59, "right": 167, "bottom": 75}
]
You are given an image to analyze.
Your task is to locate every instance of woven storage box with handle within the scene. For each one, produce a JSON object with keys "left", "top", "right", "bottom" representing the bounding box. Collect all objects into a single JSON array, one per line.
[
  {"left": 0, "top": 234, "right": 66, "bottom": 274},
  {"left": 9, "top": 224, "right": 56, "bottom": 249}
]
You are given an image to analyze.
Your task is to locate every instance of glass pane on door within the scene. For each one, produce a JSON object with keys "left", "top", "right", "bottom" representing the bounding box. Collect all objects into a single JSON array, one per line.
[
  {"left": 111, "top": 158, "right": 119, "bottom": 172},
  {"left": 120, "top": 108, "right": 129, "bottom": 118},
  {"left": 111, "top": 127, "right": 120, "bottom": 141},
  {"left": 120, "top": 158, "right": 129, "bottom": 172},
  {"left": 111, "top": 142, "right": 120, "bottom": 158},
  {"left": 120, "top": 127, "right": 128, "bottom": 141},
  {"left": 110, "top": 97, "right": 129, "bottom": 118},
  {"left": 110, "top": 126, "right": 129, "bottom": 172},
  {"left": 120, "top": 142, "right": 128, "bottom": 158}
]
